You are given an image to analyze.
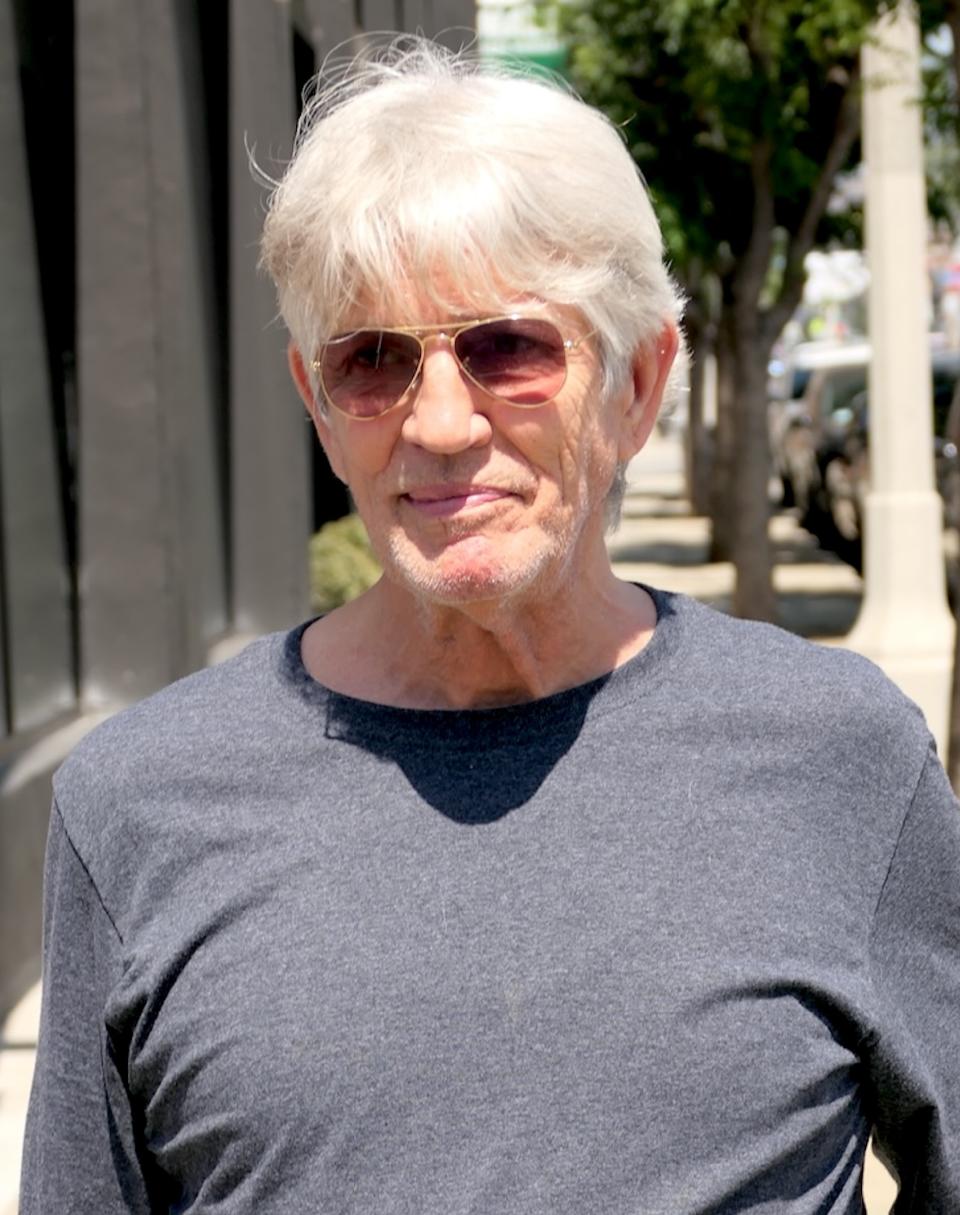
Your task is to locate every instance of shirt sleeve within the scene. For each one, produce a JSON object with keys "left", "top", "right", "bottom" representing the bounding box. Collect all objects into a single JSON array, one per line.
[
  {"left": 866, "top": 745, "right": 960, "bottom": 1212},
  {"left": 20, "top": 799, "right": 153, "bottom": 1214}
]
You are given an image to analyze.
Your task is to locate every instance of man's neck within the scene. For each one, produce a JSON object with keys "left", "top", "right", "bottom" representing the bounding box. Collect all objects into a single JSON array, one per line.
[{"left": 300, "top": 568, "right": 658, "bottom": 710}]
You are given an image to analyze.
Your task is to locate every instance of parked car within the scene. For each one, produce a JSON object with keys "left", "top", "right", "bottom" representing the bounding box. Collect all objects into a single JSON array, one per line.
[
  {"left": 767, "top": 339, "right": 871, "bottom": 406},
  {"left": 769, "top": 342, "right": 870, "bottom": 511},
  {"left": 797, "top": 349, "right": 960, "bottom": 569}
]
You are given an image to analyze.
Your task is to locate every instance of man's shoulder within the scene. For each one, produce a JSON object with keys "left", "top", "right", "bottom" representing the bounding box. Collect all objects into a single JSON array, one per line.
[
  {"left": 661, "top": 590, "right": 929, "bottom": 745},
  {"left": 53, "top": 629, "right": 291, "bottom": 836}
]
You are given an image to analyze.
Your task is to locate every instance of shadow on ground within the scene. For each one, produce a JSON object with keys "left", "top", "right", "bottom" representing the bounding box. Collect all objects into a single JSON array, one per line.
[
  {"left": 610, "top": 510, "right": 852, "bottom": 568},
  {"left": 620, "top": 494, "right": 689, "bottom": 519},
  {"left": 777, "top": 591, "right": 862, "bottom": 638},
  {"left": 609, "top": 538, "right": 709, "bottom": 567},
  {"left": 668, "top": 588, "right": 862, "bottom": 641},
  {"left": 610, "top": 506, "right": 864, "bottom": 641}
]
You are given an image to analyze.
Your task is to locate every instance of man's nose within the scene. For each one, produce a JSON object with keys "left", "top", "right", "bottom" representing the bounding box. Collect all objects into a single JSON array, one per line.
[{"left": 400, "top": 341, "right": 493, "bottom": 454}]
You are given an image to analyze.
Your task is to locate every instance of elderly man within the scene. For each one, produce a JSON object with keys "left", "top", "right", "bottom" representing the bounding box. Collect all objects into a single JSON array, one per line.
[{"left": 22, "top": 39, "right": 960, "bottom": 1214}]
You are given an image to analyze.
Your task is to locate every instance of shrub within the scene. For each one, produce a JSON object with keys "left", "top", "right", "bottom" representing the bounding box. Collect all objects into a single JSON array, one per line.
[{"left": 309, "top": 514, "right": 381, "bottom": 613}]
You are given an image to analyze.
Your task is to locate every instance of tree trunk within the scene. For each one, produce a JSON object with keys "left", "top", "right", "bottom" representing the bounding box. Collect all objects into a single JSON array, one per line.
[
  {"left": 684, "top": 314, "right": 713, "bottom": 518},
  {"left": 947, "top": 2, "right": 960, "bottom": 126},
  {"left": 948, "top": 589, "right": 960, "bottom": 791},
  {"left": 948, "top": 0, "right": 960, "bottom": 787},
  {"left": 708, "top": 312, "right": 737, "bottom": 561},
  {"left": 730, "top": 322, "right": 777, "bottom": 622}
]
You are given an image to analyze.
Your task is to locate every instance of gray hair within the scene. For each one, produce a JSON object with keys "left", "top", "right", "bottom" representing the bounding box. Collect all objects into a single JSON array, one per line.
[
  {"left": 260, "top": 37, "right": 685, "bottom": 525},
  {"left": 262, "top": 38, "right": 682, "bottom": 373}
]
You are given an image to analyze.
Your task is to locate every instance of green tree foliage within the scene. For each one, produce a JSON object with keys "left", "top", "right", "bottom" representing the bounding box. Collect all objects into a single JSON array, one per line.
[
  {"left": 921, "top": 6, "right": 960, "bottom": 227},
  {"left": 554, "top": 0, "right": 888, "bottom": 292},
  {"left": 547, "top": 0, "right": 919, "bottom": 619}
]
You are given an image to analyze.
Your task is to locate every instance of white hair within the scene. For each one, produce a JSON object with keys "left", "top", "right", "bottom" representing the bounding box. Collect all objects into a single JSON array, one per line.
[
  {"left": 260, "top": 37, "right": 686, "bottom": 527},
  {"left": 262, "top": 38, "right": 682, "bottom": 368}
]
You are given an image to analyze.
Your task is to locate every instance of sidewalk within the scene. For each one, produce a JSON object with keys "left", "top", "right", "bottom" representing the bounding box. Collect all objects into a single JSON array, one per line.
[
  {"left": 0, "top": 985, "right": 39, "bottom": 1215},
  {"left": 612, "top": 428, "right": 864, "bottom": 642}
]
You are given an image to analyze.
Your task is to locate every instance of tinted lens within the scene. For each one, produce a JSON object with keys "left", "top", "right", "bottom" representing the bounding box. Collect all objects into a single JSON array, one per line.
[
  {"left": 319, "top": 330, "right": 422, "bottom": 417},
  {"left": 456, "top": 318, "right": 568, "bottom": 405}
]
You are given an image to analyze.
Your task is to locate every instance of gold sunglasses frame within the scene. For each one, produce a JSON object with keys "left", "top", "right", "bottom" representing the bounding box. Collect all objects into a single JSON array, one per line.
[{"left": 310, "top": 313, "right": 596, "bottom": 420}]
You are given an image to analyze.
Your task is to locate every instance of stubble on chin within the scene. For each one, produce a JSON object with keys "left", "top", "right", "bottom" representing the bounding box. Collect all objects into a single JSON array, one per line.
[{"left": 381, "top": 526, "right": 562, "bottom": 607}]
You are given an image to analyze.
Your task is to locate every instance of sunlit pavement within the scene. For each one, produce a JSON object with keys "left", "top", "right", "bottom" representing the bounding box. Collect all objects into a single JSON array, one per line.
[
  {"left": 614, "top": 427, "right": 864, "bottom": 643},
  {"left": 0, "top": 983, "right": 39, "bottom": 1215}
]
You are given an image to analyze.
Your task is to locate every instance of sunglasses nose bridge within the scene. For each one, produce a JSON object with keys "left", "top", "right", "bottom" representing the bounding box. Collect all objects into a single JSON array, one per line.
[
  {"left": 401, "top": 330, "right": 493, "bottom": 454},
  {"left": 416, "top": 329, "right": 472, "bottom": 385}
]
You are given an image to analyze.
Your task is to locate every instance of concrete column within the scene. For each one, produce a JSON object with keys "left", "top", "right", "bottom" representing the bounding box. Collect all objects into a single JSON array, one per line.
[{"left": 848, "top": 0, "right": 954, "bottom": 751}]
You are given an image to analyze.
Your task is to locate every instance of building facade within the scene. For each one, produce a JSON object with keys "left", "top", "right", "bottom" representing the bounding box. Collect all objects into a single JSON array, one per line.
[{"left": 0, "top": 0, "right": 475, "bottom": 1019}]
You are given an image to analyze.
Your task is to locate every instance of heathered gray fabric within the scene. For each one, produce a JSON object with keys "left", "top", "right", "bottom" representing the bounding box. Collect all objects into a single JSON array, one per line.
[{"left": 21, "top": 588, "right": 960, "bottom": 1213}]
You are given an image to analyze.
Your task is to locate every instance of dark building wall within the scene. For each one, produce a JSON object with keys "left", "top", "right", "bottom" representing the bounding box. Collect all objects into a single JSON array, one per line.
[
  {"left": 1, "top": 0, "right": 74, "bottom": 738},
  {"left": 0, "top": 0, "right": 476, "bottom": 1020},
  {"left": 76, "top": 0, "right": 231, "bottom": 702},
  {"left": 229, "top": 0, "right": 311, "bottom": 636}
]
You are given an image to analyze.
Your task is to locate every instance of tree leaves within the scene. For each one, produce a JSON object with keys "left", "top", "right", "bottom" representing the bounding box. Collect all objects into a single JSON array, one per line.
[{"left": 545, "top": 0, "right": 905, "bottom": 290}]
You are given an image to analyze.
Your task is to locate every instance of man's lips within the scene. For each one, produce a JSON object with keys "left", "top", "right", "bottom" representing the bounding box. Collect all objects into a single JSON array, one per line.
[{"left": 400, "top": 484, "right": 518, "bottom": 517}]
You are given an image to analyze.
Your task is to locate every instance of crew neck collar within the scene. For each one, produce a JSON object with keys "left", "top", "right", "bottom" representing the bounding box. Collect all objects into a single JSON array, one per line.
[{"left": 275, "top": 585, "right": 686, "bottom": 750}]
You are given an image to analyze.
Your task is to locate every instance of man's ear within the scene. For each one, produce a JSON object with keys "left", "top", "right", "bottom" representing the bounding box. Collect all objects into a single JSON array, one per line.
[
  {"left": 618, "top": 323, "right": 680, "bottom": 462},
  {"left": 288, "top": 342, "right": 348, "bottom": 484}
]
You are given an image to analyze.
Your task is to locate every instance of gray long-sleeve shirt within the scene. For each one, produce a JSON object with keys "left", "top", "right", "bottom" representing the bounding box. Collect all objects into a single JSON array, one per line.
[{"left": 21, "top": 589, "right": 960, "bottom": 1212}]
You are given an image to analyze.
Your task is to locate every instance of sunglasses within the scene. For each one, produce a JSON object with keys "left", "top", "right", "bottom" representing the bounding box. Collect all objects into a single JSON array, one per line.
[{"left": 311, "top": 314, "right": 594, "bottom": 420}]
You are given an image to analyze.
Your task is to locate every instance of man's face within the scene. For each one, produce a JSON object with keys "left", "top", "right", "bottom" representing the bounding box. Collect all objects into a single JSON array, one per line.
[{"left": 293, "top": 297, "right": 673, "bottom": 608}]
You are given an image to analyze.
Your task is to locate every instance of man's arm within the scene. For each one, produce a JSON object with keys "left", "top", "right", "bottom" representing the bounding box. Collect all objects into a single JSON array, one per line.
[
  {"left": 20, "top": 801, "right": 152, "bottom": 1213},
  {"left": 867, "top": 745, "right": 960, "bottom": 1212}
]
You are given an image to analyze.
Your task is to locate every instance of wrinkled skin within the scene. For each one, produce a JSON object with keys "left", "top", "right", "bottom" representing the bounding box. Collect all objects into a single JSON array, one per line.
[{"left": 290, "top": 296, "right": 678, "bottom": 709}]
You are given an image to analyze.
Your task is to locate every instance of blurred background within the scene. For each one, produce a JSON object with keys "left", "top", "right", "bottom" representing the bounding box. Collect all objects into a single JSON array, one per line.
[{"left": 2, "top": 2, "right": 958, "bottom": 1211}]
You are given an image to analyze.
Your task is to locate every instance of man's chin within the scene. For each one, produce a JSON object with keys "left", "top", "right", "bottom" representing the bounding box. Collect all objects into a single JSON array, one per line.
[{"left": 384, "top": 535, "right": 551, "bottom": 607}]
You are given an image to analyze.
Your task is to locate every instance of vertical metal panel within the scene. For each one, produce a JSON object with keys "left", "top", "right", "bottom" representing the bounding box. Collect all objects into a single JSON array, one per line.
[
  {"left": 0, "top": 519, "right": 6, "bottom": 735},
  {"left": 428, "top": 0, "right": 474, "bottom": 49},
  {"left": 401, "top": 0, "right": 431, "bottom": 36},
  {"left": 77, "top": 0, "right": 227, "bottom": 706},
  {"left": 0, "top": 0, "right": 74, "bottom": 732},
  {"left": 145, "top": 2, "right": 229, "bottom": 656},
  {"left": 77, "top": 0, "right": 175, "bottom": 704},
  {"left": 230, "top": 0, "right": 311, "bottom": 635},
  {"left": 303, "top": 0, "right": 358, "bottom": 70},
  {"left": 361, "top": 0, "right": 399, "bottom": 34}
]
